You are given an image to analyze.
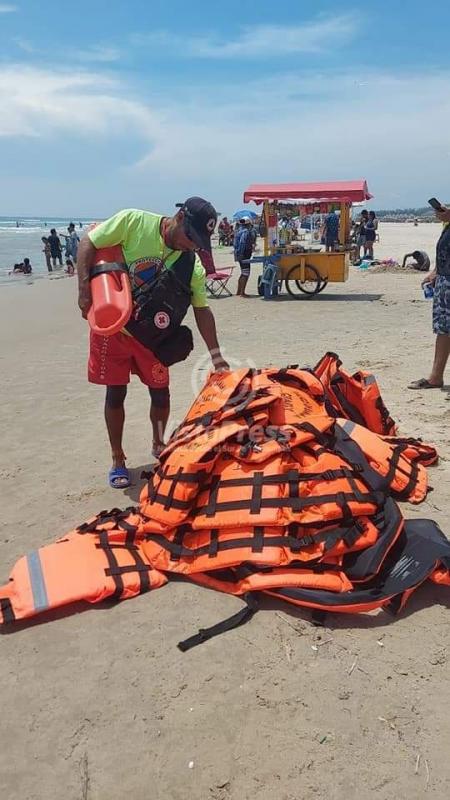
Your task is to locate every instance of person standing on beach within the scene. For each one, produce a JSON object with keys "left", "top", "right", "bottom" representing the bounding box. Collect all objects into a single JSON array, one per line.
[
  {"left": 42, "top": 237, "right": 52, "bottom": 272},
  {"left": 364, "top": 211, "right": 378, "bottom": 259},
  {"left": 48, "top": 228, "right": 63, "bottom": 268},
  {"left": 77, "top": 198, "right": 229, "bottom": 489},
  {"left": 356, "top": 209, "right": 368, "bottom": 261},
  {"left": 234, "top": 217, "right": 254, "bottom": 297},
  {"left": 65, "top": 223, "right": 79, "bottom": 263},
  {"left": 323, "top": 208, "right": 340, "bottom": 252},
  {"left": 409, "top": 204, "right": 450, "bottom": 390}
]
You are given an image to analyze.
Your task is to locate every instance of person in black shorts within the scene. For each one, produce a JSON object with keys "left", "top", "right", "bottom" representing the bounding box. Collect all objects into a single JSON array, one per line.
[{"left": 363, "top": 211, "right": 378, "bottom": 259}]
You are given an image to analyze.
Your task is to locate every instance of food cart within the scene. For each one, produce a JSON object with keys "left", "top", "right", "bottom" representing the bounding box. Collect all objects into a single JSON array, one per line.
[{"left": 242, "top": 180, "right": 372, "bottom": 298}]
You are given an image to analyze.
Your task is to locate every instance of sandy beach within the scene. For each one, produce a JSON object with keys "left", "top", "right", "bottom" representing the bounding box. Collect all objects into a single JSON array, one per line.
[{"left": 1, "top": 222, "right": 450, "bottom": 800}]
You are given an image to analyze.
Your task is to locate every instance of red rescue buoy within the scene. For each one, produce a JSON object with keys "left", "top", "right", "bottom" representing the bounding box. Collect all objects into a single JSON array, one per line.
[{"left": 87, "top": 244, "right": 132, "bottom": 336}]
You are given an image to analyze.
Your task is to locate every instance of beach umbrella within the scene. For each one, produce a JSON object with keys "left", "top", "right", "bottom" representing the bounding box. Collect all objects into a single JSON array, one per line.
[{"left": 232, "top": 208, "right": 258, "bottom": 221}]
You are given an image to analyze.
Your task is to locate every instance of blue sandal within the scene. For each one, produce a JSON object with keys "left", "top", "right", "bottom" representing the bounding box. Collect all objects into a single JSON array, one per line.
[{"left": 108, "top": 466, "right": 130, "bottom": 489}]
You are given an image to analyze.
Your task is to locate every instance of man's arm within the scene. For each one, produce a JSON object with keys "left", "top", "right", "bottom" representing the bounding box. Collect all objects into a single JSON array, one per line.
[
  {"left": 193, "top": 306, "right": 229, "bottom": 371},
  {"left": 77, "top": 235, "right": 98, "bottom": 317}
]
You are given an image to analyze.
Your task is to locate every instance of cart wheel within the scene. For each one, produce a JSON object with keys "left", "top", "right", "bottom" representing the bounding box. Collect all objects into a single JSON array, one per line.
[
  {"left": 257, "top": 275, "right": 264, "bottom": 296},
  {"left": 285, "top": 264, "right": 322, "bottom": 297},
  {"left": 317, "top": 278, "right": 328, "bottom": 294}
]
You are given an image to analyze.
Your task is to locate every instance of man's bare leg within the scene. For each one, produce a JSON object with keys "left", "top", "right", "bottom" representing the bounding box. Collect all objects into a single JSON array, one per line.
[
  {"left": 105, "top": 386, "right": 128, "bottom": 484},
  {"left": 149, "top": 387, "right": 170, "bottom": 457},
  {"left": 428, "top": 334, "right": 450, "bottom": 385}
]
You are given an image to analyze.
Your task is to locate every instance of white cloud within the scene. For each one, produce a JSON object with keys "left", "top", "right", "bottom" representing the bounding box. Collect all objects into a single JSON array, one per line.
[
  {"left": 13, "top": 39, "right": 120, "bottom": 62},
  {"left": 132, "top": 14, "right": 359, "bottom": 59},
  {"left": 0, "top": 65, "right": 160, "bottom": 141},
  {"left": 69, "top": 45, "right": 121, "bottom": 63},
  {"left": 2, "top": 62, "right": 450, "bottom": 212},
  {"left": 13, "top": 37, "right": 36, "bottom": 53},
  {"left": 0, "top": 3, "right": 17, "bottom": 11}
]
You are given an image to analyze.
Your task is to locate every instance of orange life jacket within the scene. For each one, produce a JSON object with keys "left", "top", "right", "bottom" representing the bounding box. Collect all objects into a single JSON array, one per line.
[
  {"left": 0, "top": 521, "right": 166, "bottom": 625},
  {"left": 313, "top": 352, "right": 396, "bottom": 436},
  {"left": 332, "top": 419, "right": 428, "bottom": 503},
  {"left": 1, "top": 360, "right": 448, "bottom": 651}
]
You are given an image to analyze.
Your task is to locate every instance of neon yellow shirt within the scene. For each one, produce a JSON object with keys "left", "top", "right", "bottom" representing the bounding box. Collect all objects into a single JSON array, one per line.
[{"left": 88, "top": 209, "right": 208, "bottom": 308}]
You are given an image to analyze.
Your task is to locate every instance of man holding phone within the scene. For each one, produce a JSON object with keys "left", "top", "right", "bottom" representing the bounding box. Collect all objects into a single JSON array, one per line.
[{"left": 409, "top": 198, "right": 450, "bottom": 390}]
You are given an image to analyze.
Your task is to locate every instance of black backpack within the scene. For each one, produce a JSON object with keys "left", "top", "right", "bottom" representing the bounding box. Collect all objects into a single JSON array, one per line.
[{"left": 125, "top": 251, "right": 195, "bottom": 367}]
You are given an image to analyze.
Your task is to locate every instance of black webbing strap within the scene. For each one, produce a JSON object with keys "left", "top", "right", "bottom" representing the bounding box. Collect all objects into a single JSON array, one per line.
[
  {"left": 330, "top": 377, "right": 367, "bottom": 427},
  {"left": 333, "top": 424, "right": 389, "bottom": 495},
  {"left": 147, "top": 464, "right": 368, "bottom": 513},
  {"left": 205, "top": 474, "right": 221, "bottom": 518},
  {"left": 0, "top": 597, "right": 15, "bottom": 624},
  {"left": 163, "top": 467, "right": 183, "bottom": 511},
  {"left": 294, "top": 422, "right": 332, "bottom": 448},
  {"left": 76, "top": 507, "right": 138, "bottom": 534},
  {"left": 97, "top": 532, "right": 123, "bottom": 601},
  {"left": 375, "top": 396, "right": 394, "bottom": 433},
  {"left": 250, "top": 472, "right": 264, "bottom": 514},
  {"left": 96, "top": 532, "right": 152, "bottom": 598},
  {"left": 389, "top": 449, "right": 420, "bottom": 501},
  {"left": 90, "top": 262, "right": 127, "bottom": 279},
  {"left": 252, "top": 526, "right": 264, "bottom": 553},
  {"left": 146, "top": 522, "right": 367, "bottom": 562},
  {"left": 165, "top": 524, "right": 189, "bottom": 563},
  {"left": 287, "top": 470, "right": 301, "bottom": 512},
  {"left": 209, "top": 529, "right": 219, "bottom": 558},
  {"left": 383, "top": 444, "right": 405, "bottom": 487},
  {"left": 177, "top": 593, "right": 258, "bottom": 652},
  {"left": 193, "top": 489, "right": 377, "bottom": 517},
  {"left": 269, "top": 370, "right": 324, "bottom": 403}
]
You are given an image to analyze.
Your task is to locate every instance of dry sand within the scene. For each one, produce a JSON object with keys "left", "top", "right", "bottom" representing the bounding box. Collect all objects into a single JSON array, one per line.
[{"left": 1, "top": 222, "right": 450, "bottom": 800}]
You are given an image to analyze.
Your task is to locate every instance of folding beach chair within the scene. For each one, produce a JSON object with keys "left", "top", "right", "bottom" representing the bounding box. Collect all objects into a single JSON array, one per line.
[{"left": 199, "top": 249, "right": 235, "bottom": 298}]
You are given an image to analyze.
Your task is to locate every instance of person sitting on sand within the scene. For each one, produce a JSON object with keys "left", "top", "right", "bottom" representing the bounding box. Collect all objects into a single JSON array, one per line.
[
  {"left": 10, "top": 258, "right": 32, "bottom": 275},
  {"left": 409, "top": 204, "right": 450, "bottom": 390},
  {"left": 65, "top": 258, "right": 75, "bottom": 275},
  {"left": 402, "top": 250, "right": 430, "bottom": 272}
]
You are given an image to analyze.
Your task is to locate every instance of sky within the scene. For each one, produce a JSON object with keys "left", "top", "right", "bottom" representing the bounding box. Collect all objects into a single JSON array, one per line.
[{"left": 1, "top": 0, "right": 450, "bottom": 216}]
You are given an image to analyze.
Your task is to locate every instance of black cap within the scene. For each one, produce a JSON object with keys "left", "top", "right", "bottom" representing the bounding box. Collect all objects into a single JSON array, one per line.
[{"left": 176, "top": 196, "right": 217, "bottom": 252}]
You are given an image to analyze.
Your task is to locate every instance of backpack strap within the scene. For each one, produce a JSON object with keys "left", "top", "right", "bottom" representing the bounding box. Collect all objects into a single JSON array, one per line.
[{"left": 168, "top": 250, "right": 196, "bottom": 290}]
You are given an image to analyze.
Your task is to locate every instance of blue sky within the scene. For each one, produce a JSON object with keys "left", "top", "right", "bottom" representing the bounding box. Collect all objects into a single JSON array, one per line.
[{"left": 1, "top": 0, "right": 450, "bottom": 215}]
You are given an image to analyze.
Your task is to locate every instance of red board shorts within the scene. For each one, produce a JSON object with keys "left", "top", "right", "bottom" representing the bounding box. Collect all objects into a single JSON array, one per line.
[{"left": 88, "top": 330, "right": 169, "bottom": 388}]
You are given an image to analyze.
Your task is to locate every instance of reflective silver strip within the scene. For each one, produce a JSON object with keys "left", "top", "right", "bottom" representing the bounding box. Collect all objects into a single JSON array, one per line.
[
  {"left": 341, "top": 419, "right": 356, "bottom": 434},
  {"left": 364, "top": 374, "right": 377, "bottom": 386},
  {"left": 27, "top": 551, "right": 49, "bottom": 612}
]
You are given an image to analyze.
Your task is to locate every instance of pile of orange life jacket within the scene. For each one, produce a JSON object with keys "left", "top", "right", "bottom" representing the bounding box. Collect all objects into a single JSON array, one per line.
[{"left": 1, "top": 355, "right": 449, "bottom": 650}]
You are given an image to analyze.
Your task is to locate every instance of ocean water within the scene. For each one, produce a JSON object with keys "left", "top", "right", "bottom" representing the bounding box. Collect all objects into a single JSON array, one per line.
[{"left": 0, "top": 216, "right": 98, "bottom": 284}]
